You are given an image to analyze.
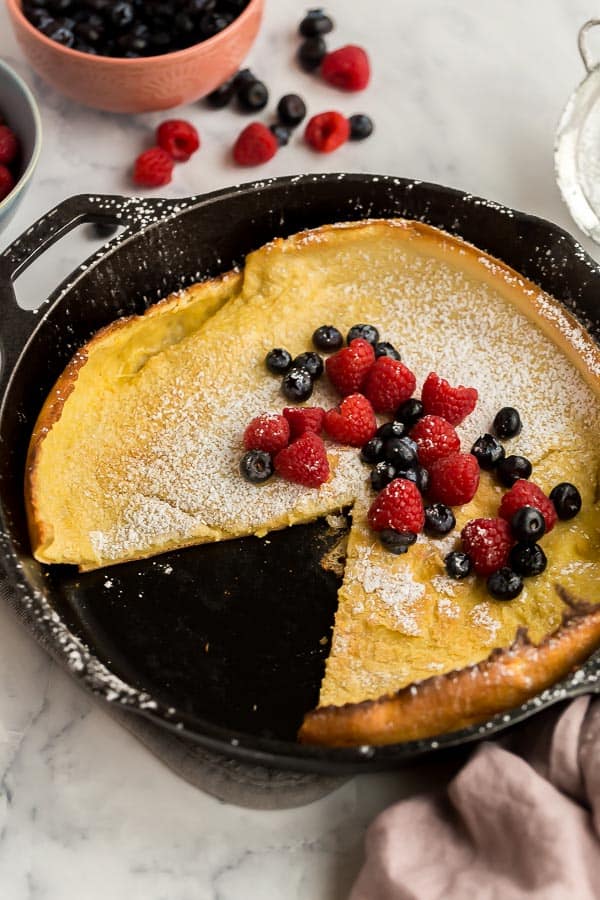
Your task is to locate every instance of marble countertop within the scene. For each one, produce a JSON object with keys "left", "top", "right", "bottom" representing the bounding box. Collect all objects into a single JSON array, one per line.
[{"left": 1, "top": 1, "right": 600, "bottom": 897}]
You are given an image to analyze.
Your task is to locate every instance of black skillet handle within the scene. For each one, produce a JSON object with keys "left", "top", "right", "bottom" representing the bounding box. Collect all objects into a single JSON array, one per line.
[{"left": 0, "top": 193, "right": 172, "bottom": 389}]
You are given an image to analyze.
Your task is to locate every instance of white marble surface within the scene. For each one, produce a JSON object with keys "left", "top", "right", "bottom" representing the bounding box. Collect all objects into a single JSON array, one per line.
[{"left": 1, "top": 1, "right": 600, "bottom": 897}]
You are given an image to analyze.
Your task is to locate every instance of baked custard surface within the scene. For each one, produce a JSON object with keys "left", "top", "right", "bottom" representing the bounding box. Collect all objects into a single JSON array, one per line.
[{"left": 25, "top": 220, "right": 600, "bottom": 745}]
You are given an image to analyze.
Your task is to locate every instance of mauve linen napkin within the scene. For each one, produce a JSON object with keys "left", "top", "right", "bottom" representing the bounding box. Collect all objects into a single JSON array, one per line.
[{"left": 350, "top": 696, "right": 600, "bottom": 900}]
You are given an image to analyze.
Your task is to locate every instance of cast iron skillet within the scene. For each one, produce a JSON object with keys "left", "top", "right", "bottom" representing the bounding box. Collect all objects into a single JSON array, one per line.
[{"left": 1, "top": 174, "right": 600, "bottom": 775}]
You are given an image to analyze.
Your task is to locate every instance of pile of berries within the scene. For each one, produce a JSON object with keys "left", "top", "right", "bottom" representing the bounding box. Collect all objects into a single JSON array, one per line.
[
  {"left": 240, "top": 321, "right": 583, "bottom": 603},
  {"left": 133, "top": 118, "right": 200, "bottom": 187},
  {"left": 22, "top": 0, "right": 249, "bottom": 57},
  {"left": 444, "top": 410, "right": 582, "bottom": 600},
  {"left": 0, "top": 117, "right": 20, "bottom": 202},
  {"left": 296, "top": 9, "right": 370, "bottom": 91},
  {"left": 205, "top": 8, "right": 373, "bottom": 165}
]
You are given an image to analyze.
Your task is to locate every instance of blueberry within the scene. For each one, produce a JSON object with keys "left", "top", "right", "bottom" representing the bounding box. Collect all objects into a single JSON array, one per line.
[
  {"left": 298, "top": 36, "right": 327, "bottom": 71},
  {"left": 493, "top": 407, "right": 522, "bottom": 439},
  {"left": 348, "top": 114, "right": 374, "bottom": 140},
  {"left": 41, "top": 20, "right": 74, "bottom": 45},
  {"left": 270, "top": 124, "right": 291, "bottom": 147},
  {"left": 89, "top": 221, "right": 119, "bottom": 239},
  {"left": 174, "top": 11, "right": 196, "bottom": 33},
  {"left": 445, "top": 551, "right": 472, "bottom": 579},
  {"left": 299, "top": 8, "right": 334, "bottom": 37},
  {"left": 395, "top": 466, "right": 429, "bottom": 493},
  {"left": 277, "top": 93, "right": 307, "bottom": 127},
  {"left": 148, "top": 31, "right": 172, "bottom": 50},
  {"left": 382, "top": 437, "right": 417, "bottom": 468},
  {"left": 347, "top": 323, "right": 379, "bottom": 345},
  {"left": 237, "top": 78, "right": 269, "bottom": 112},
  {"left": 379, "top": 528, "right": 417, "bottom": 555},
  {"left": 487, "top": 567, "right": 523, "bottom": 600},
  {"left": 424, "top": 503, "right": 455, "bottom": 536},
  {"left": 117, "top": 25, "right": 149, "bottom": 53},
  {"left": 374, "top": 341, "right": 400, "bottom": 360},
  {"left": 206, "top": 78, "right": 236, "bottom": 108},
  {"left": 470, "top": 434, "right": 505, "bottom": 470},
  {"left": 234, "top": 67, "right": 256, "bottom": 87},
  {"left": 200, "top": 11, "right": 233, "bottom": 37},
  {"left": 395, "top": 398, "right": 424, "bottom": 429},
  {"left": 292, "top": 351, "right": 323, "bottom": 379},
  {"left": 312, "top": 324, "right": 343, "bottom": 352},
  {"left": 27, "top": 9, "right": 54, "bottom": 28},
  {"left": 415, "top": 465, "right": 430, "bottom": 494},
  {"left": 360, "top": 436, "right": 384, "bottom": 464},
  {"left": 265, "top": 348, "right": 292, "bottom": 375},
  {"left": 497, "top": 454, "right": 532, "bottom": 487},
  {"left": 110, "top": 1, "right": 134, "bottom": 28},
  {"left": 240, "top": 450, "right": 274, "bottom": 484},
  {"left": 376, "top": 421, "right": 406, "bottom": 440},
  {"left": 509, "top": 543, "right": 547, "bottom": 577},
  {"left": 49, "top": 0, "right": 72, "bottom": 11},
  {"left": 510, "top": 506, "right": 545, "bottom": 543},
  {"left": 282, "top": 367, "right": 313, "bottom": 402},
  {"left": 370, "top": 462, "right": 397, "bottom": 492},
  {"left": 550, "top": 482, "right": 582, "bottom": 520},
  {"left": 74, "top": 20, "right": 104, "bottom": 44},
  {"left": 74, "top": 40, "right": 98, "bottom": 54}
]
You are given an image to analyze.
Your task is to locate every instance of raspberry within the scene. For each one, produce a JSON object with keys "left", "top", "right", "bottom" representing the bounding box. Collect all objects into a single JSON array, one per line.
[
  {"left": 428, "top": 452, "right": 480, "bottom": 506},
  {"left": 499, "top": 480, "right": 557, "bottom": 533},
  {"left": 421, "top": 372, "right": 478, "bottom": 426},
  {"left": 321, "top": 45, "right": 371, "bottom": 91},
  {"left": 367, "top": 478, "right": 425, "bottom": 533},
  {"left": 0, "top": 125, "right": 18, "bottom": 165},
  {"left": 362, "top": 357, "right": 416, "bottom": 413},
  {"left": 233, "top": 123, "right": 278, "bottom": 166},
  {"left": 0, "top": 164, "right": 15, "bottom": 201},
  {"left": 156, "top": 119, "right": 200, "bottom": 161},
  {"left": 325, "top": 338, "right": 375, "bottom": 395},
  {"left": 410, "top": 415, "right": 461, "bottom": 468},
  {"left": 323, "top": 393, "right": 377, "bottom": 446},
  {"left": 274, "top": 432, "right": 330, "bottom": 487},
  {"left": 304, "top": 111, "right": 350, "bottom": 153},
  {"left": 243, "top": 413, "right": 290, "bottom": 454},
  {"left": 461, "top": 518, "right": 513, "bottom": 576},
  {"left": 283, "top": 406, "right": 325, "bottom": 438},
  {"left": 133, "top": 147, "right": 174, "bottom": 187}
]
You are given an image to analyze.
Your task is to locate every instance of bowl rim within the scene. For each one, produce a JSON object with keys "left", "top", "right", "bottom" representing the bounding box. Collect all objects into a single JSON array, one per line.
[
  {"left": 7, "top": 0, "right": 264, "bottom": 66},
  {"left": 0, "top": 59, "right": 42, "bottom": 216}
]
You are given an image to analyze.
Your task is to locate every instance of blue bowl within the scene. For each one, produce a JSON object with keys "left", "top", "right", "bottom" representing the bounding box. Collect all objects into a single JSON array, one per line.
[{"left": 0, "top": 59, "right": 42, "bottom": 234}]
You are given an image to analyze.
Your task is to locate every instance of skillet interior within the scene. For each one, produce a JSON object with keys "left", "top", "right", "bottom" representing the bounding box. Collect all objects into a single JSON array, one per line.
[{"left": 1, "top": 174, "right": 600, "bottom": 774}]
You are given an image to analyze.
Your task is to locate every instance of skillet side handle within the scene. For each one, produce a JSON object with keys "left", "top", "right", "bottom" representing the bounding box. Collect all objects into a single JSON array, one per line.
[{"left": 0, "top": 193, "right": 152, "bottom": 389}]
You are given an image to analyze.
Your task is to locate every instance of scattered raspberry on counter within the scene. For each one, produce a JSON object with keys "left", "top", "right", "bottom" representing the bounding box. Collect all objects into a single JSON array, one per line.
[
  {"left": 157, "top": 119, "right": 200, "bottom": 161},
  {"left": 233, "top": 122, "right": 278, "bottom": 165},
  {"left": 321, "top": 45, "right": 371, "bottom": 91},
  {"left": 304, "top": 111, "right": 350, "bottom": 153}
]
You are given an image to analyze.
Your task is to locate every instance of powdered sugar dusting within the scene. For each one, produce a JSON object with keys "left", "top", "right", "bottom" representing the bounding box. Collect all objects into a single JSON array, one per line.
[
  {"left": 348, "top": 544, "right": 425, "bottom": 636},
  {"left": 470, "top": 602, "right": 502, "bottom": 640}
]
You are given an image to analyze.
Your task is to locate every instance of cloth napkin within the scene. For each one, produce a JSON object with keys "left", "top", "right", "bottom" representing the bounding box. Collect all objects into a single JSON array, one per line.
[{"left": 350, "top": 696, "right": 600, "bottom": 899}]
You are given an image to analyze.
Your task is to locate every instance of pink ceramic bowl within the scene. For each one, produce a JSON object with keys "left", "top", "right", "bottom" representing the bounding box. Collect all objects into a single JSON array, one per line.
[{"left": 6, "top": 0, "right": 265, "bottom": 114}]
